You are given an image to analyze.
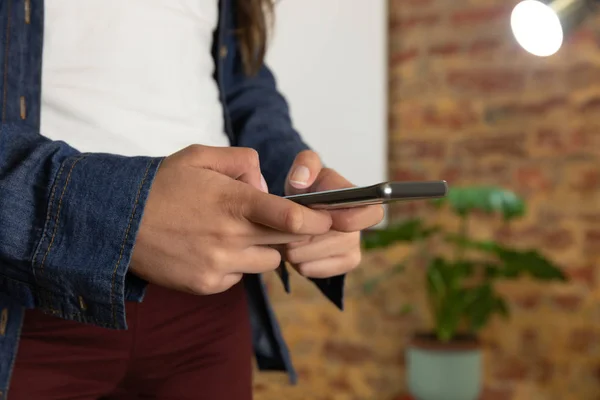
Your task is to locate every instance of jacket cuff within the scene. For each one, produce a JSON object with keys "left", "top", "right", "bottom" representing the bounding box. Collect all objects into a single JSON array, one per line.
[
  {"left": 31, "top": 154, "right": 162, "bottom": 329},
  {"left": 275, "top": 262, "right": 345, "bottom": 311}
]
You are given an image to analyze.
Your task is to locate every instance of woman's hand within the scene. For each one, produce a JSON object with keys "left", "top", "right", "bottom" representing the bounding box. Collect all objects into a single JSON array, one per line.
[
  {"left": 282, "top": 230, "right": 361, "bottom": 278},
  {"left": 282, "top": 150, "right": 384, "bottom": 278}
]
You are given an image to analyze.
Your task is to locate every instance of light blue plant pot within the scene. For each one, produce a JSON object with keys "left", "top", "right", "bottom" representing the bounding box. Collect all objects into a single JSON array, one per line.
[{"left": 407, "top": 335, "right": 482, "bottom": 400}]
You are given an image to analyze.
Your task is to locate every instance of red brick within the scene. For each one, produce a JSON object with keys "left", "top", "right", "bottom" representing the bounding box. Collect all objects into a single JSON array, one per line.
[
  {"left": 570, "top": 168, "right": 600, "bottom": 193},
  {"left": 523, "top": 97, "right": 568, "bottom": 114},
  {"left": 569, "top": 127, "right": 594, "bottom": 151},
  {"left": 540, "top": 228, "right": 575, "bottom": 250},
  {"left": 329, "top": 376, "right": 352, "bottom": 391},
  {"left": 493, "top": 357, "right": 528, "bottom": 381},
  {"left": 451, "top": 5, "right": 512, "bottom": 26},
  {"left": 392, "top": 167, "right": 427, "bottom": 181},
  {"left": 514, "top": 166, "right": 553, "bottom": 193},
  {"left": 413, "top": 104, "right": 478, "bottom": 130},
  {"left": 481, "top": 386, "right": 515, "bottom": 400},
  {"left": 495, "top": 225, "right": 544, "bottom": 244},
  {"left": 296, "top": 366, "right": 312, "bottom": 380},
  {"left": 585, "top": 229, "right": 600, "bottom": 254},
  {"left": 467, "top": 163, "right": 512, "bottom": 184},
  {"left": 579, "top": 212, "right": 600, "bottom": 223},
  {"left": 392, "top": 140, "right": 446, "bottom": 159},
  {"left": 513, "top": 293, "right": 541, "bottom": 310},
  {"left": 579, "top": 96, "right": 600, "bottom": 113},
  {"left": 594, "top": 364, "right": 600, "bottom": 384},
  {"left": 321, "top": 340, "right": 375, "bottom": 364},
  {"left": 520, "top": 328, "right": 539, "bottom": 355},
  {"left": 551, "top": 294, "right": 584, "bottom": 311},
  {"left": 567, "top": 29, "right": 598, "bottom": 46},
  {"left": 569, "top": 328, "right": 600, "bottom": 353},
  {"left": 531, "top": 68, "right": 561, "bottom": 85},
  {"left": 487, "top": 97, "right": 568, "bottom": 121},
  {"left": 457, "top": 133, "right": 527, "bottom": 158},
  {"left": 390, "top": 48, "right": 419, "bottom": 65},
  {"left": 538, "top": 209, "right": 567, "bottom": 225},
  {"left": 536, "top": 129, "right": 563, "bottom": 152},
  {"left": 429, "top": 42, "right": 461, "bottom": 56},
  {"left": 567, "top": 63, "right": 600, "bottom": 88},
  {"left": 469, "top": 38, "right": 502, "bottom": 54},
  {"left": 390, "top": 14, "right": 439, "bottom": 30},
  {"left": 566, "top": 265, "right": 595, "bottom": 287},
  {"left": 440, "top": 166, "right": 462, "bottom": 182},
  {"left": 533, "top": 357, "right": 554, "bottom": 384},
  {"left": 253, "top": 383, "right": 267, "bottom": 392},
  {"left": 448, "top": 69, "right": 526, "bottom": 94}
]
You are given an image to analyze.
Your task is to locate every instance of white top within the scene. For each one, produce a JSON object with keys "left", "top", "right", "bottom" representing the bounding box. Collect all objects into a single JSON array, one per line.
[{"left": 40, "top": 0, "right": 229, "bottom": 157}]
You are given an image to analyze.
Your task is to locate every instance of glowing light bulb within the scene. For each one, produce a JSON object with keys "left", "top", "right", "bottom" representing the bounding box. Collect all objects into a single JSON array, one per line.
[{"left": 511, "top": 0, "right": 564, "bottom": 56}]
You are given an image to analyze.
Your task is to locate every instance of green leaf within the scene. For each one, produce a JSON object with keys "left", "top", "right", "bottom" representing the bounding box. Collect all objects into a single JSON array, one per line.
[
  {"left": 426, "top": 258, "right": 447, "bottom": 299},
  {"left": 442, "top": 186, "right": 526, "bottom": 220},
  {"left": 463, "top": 284, "right": 495, "bottom": 332},
  {"left": 435, "top": 286, "right": 468, "bottom": 342},
  {"left": 454, "top": 261, "right": 476, "bottom": 278},
  {"left": 495, "top": 248, "right": 567, "bottom": 281},
  {"left": 362, "top": 218, "right": 439, "bottom": 250},
  {"left": 444, "top": 234, "right": 501, "bottom": 253},
  {"left": 484, "top": 263, "right": 502, "bottom": 279},
  {"left": 495, "top": 297, "right": 510, "bottom": 319}
]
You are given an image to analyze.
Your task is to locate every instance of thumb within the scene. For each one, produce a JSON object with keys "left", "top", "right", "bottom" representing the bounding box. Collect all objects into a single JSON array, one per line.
[{"left": 285, "top": 150, "right": 323, "bottom": 196}]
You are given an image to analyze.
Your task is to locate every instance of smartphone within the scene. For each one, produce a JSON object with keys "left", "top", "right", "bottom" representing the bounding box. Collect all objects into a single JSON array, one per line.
[{"left": 284, "top": 180, "right": 448, "bottom": 210}]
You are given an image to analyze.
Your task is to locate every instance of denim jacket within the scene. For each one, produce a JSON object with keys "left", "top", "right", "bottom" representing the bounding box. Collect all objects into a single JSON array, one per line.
[{"left": 0, "top": 0, "right": 345, "bottom": 397}]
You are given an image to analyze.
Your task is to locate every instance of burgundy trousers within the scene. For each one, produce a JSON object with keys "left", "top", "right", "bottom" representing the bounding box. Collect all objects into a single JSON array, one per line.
[{"left": 9, "top": 282, "right": 253, "bottom": 400}]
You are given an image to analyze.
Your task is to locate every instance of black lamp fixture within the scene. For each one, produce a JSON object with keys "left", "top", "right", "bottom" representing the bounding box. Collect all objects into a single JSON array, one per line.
[{"left": 511, "top": 0, "right": 598, "bottom": 56}]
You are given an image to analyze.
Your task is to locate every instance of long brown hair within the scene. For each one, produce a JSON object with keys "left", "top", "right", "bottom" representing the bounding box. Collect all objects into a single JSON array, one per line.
[{"left": 236, "top": 0, "right": 274, "bottom": 76}]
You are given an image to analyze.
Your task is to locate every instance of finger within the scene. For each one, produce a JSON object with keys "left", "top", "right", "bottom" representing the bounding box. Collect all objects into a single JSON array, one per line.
[
  {"left": 245, "top": 225, "right": 310, "bottom": 246},
  {"left": 330, "top": 204, "right": 385, "bottom": 232},
  {"left": 182, "top": 145, "right": 266, "bottom": 192},
  {"left": 293, "top": 252, "right": 361, "bottom": 279},
  {"left": 244, "top": 190, "right": 333, "bottom": 235},
  {"left": 285, "top": 232, "right": 359, "bottom": 264},
  {"left": 311, "top": 167, "right": 354, "bottom": 193},
  {"left": 228, "top": 245, "right": 283, "bottom": 274},
  {"left": 285, "top": 150, "right": 323, "bottom": 195}
]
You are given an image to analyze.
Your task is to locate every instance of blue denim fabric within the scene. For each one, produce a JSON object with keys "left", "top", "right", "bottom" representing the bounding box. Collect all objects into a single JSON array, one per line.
[{"left": 0, "top": 0, "right": 345, "bottom": 397}]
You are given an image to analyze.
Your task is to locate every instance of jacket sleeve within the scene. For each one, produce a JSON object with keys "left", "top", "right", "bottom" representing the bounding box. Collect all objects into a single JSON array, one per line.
[
  {"left": 0, "top": 123, "right": 162, "bottom": 329},
  {"left": 224, "top": 65, "right": 345, "bottom": 310}
]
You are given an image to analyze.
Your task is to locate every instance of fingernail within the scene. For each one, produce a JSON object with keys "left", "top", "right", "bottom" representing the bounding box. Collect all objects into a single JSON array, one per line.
[
  {"left": 290, "top": 165, "right": 310, "bottom": 187},
  {"left": 260, "top": 174, "right": 269, "bottom": 193}
]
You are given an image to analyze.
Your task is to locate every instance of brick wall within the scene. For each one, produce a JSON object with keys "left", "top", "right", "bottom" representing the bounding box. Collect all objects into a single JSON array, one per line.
[{"left": 254, "top": 1, "right": 600, "bottom": 399}]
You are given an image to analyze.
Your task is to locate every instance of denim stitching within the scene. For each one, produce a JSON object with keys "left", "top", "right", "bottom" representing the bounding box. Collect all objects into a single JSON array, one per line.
[
  {"left": 1, "top": 0, "right": 13, "bottom": 124},
  {"left": 39, "top": 155, "right": 88, "bottom": 273},
  {"left": 31, "top": 159, "right": 67, "bottom": 276},
  {"left": 110, "top": 159, "right": 155, "bottom": 325}
]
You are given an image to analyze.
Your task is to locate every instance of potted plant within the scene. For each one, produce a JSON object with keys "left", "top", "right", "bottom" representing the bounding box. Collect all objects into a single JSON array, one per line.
[{"left": 361, "top": 186, "right": 567, "bottom": 400}]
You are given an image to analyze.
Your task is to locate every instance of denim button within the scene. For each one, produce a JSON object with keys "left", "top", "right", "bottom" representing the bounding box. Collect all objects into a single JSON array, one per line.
[{"left": 219, "top": 45, "right": 228, "bottom": 59}]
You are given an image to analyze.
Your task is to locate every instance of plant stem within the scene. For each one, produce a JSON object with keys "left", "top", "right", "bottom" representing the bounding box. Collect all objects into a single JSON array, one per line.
[{"left": 457, "top": 214, "right": 468, "bottom": 262}]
